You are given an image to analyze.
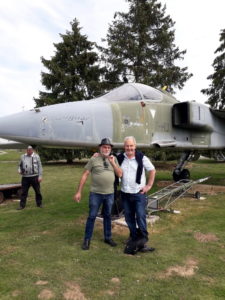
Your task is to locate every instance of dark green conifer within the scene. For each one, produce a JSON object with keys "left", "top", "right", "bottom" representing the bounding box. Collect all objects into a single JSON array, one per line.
[
  {"left": 34, "top": 18, "right": 104, "bottom": 107},
  {"left": 201, "top": 29, "right": 225, "bottom": 109},
  {"left": 34, "top": 19, "right": 104, "bottom": 163},
  {"left": 100, "top": 0, "right": 192, "bottom": 93}
]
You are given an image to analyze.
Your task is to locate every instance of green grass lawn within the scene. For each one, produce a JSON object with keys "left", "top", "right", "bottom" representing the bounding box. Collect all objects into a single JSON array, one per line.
[
  {"left": 0, "top": 153, "right": 225, "bottom": 299},
  {"left": 0, "top": 149, "right": 22, "bottom": 162}
]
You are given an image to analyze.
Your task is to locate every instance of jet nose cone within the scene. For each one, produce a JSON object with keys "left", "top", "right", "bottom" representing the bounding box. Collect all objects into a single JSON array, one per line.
[{"left": 0, "top": 110, "right": 38, "bottom": 141}]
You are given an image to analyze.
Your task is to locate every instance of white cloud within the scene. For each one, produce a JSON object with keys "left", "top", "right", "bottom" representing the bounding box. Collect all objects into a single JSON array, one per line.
[
  {"left": 161, "top": 0, "right": 225, "bottom": 102},
  {"left": 0, "top": 0, "right": 224, "bottom": 117},
  {"left": 0, "top": 0, "right": 130, "bottom": 117}
]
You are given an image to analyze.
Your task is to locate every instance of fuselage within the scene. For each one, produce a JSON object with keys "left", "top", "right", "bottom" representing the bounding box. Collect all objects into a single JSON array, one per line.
[{"left": 0, "top": 83, "right": 225, "bottom": 150}]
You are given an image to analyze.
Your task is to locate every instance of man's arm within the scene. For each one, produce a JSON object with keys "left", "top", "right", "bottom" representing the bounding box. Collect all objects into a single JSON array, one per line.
[
  {"left": 91, "top": 153, "right": 122, "bottom": 178},
  {"left": 18, "top": 156, "right": 23, "bottom": 174},
  {"left": 37, "top": 154, "right": 43, "bottom": 182},
  {"left": 73, "top": 169, "right": 90, "bottom": 203},
  {"left": 140, "top": 169, "right": 156, "bottom": 194},
  {"left": 108, "top": 155, "right": 123, "bottom": 178}
]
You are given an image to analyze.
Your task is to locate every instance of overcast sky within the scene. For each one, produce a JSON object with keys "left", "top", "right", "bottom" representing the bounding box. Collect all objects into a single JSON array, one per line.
[{"left": 0, "top": 0, "right": 224, "bottom": 117}]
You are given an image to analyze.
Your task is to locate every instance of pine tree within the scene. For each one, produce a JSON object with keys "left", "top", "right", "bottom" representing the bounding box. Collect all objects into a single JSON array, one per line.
[
  {"left": 34, "top": 18, "right": 104, "bottom": 107},
  {"left": 201, "top": 29, "right": 225, "bottom": 109},
  {"left": 34, "top": 19, "right": 104, "bottom": 163},
  {"left": 100, "top": 0, "right": 192, "bottom": 93}
]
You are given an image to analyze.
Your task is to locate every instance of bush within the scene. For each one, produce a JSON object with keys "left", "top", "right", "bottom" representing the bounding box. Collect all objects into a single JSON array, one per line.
[
  {"left": 142, "top": 149, "right": 180, "bottom": 161},
  {"left": 36, "top": 147, "right": 94, "bottom": 164}
]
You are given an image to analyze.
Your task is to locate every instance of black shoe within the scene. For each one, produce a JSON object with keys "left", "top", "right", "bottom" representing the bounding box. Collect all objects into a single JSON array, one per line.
[
  {"left": 104, "top": 239, "right": 117, "bottom": 247},
  {"left": 139, "top": 245, "right": 155, "bottom": 253},
  {"left": 17, "top": 206, "right": 25, "bottom": 210},
  {"left": 82, "top": 239, "right": 90, "bottom": 250},
  {"left": 37, "top": 205, "right": 43, "bottom": 208}
]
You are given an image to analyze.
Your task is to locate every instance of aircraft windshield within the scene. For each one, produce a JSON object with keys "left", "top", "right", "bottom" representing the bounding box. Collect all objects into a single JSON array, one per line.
[
  {"left": 138, "top": 84, "right": 163, "bottom": 100},
  {"left": 102, "top": 83, "right": 163, "bottom": 101},
  {"left": 103, "top": 84, "right": 142, "bottom": 101}
]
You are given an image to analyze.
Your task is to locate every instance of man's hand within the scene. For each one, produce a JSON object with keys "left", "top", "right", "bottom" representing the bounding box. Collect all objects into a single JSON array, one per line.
[
  {"left": 73, "top": 169, "right": 90, "bottom": 203},
  {"left": 108, "top": 155, "right": 123, "bottom": 177},
  {"left": 140, "top": 184, "right": 152, "bottom": 194},
  {"left": 108, "top": 155, "right": 115, "bottom": 164},
  {"left": 140, "top": 169, "right": 156, "bottom": 194},
  {"left": 38, "top": 177, "right": 42, "bottom": 183},
  {"left": 74, "top": 192, "right": 81, "bottom": 203}
]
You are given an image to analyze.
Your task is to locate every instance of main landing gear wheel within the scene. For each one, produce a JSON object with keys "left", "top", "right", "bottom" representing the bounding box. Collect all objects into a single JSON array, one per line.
[
  {"left": 195, "top": 191, "right": 201, "bottom": 199},
  {"left": 173, "top": 168, "right": 190, "bottom": 182}
]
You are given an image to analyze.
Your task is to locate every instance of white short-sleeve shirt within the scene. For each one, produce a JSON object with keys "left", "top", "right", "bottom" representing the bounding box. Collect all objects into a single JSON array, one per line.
[{"left": 121, "top": 154, "right": 155, "bottom": 193}]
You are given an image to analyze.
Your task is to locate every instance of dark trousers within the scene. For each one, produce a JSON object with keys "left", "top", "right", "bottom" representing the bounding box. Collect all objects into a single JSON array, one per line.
[
  {"left": 20, "top": 176, "right": 42, "bottom": 208},
  {"left": 121, "top": 191, "right": 148, "bottom": 240}
]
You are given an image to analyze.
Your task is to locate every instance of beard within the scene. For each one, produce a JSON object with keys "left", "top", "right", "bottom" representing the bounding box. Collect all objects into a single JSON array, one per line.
[{"left": 100, "top": 149, "right": 111, "bottom": 157}]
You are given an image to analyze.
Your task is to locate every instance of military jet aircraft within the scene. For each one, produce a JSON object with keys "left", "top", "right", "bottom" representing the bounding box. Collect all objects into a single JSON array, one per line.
[
  {"left": 0, "top": 82, "right": 225, "bottom": 181},
  {"left": 0, "top": 138, "right": 26, "bottom": 149}
]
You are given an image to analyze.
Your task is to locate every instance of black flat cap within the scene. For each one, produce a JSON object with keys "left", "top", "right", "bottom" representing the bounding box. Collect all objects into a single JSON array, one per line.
[{"left": 99, "top": 138, "right": 113, "bottom": 147}]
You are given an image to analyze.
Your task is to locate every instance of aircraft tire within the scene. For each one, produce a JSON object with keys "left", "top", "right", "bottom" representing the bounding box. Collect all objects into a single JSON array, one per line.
[
  {"left": 173, "top": 170, "right": 181, "bottom": 182},
  {"left": 180, "top": 169, "right": 190, "bottom": 180},
  {"left": 195, "top": 191, "right": 201, "bottom": 199},
  {"left": 173, "top": 169, "right": 190, "bottom": 181},
  {"left": 0, "top": 191, "right": 4, "bottom": 204}
]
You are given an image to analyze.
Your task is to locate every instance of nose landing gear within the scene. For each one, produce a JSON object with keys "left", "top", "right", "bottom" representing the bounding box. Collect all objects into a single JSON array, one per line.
[{"left": 173, "top": 151, "right": 198, "bottom": 181}]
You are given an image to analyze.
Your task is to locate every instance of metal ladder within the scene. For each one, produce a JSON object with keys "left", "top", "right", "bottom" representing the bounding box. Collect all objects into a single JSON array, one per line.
[{"left": 147, "top": 177, "right": 210, "bottom": 214}]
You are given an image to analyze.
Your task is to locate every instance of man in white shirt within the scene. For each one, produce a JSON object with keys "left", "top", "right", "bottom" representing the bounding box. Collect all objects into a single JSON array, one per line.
[{"left": 117, "top": 136, "right": 156, "bottom": 252}]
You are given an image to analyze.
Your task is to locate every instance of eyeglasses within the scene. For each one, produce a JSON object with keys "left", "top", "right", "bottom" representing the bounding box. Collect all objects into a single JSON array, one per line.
[{"left": 103, "top": 157, "right": 109, "bottom": 168}]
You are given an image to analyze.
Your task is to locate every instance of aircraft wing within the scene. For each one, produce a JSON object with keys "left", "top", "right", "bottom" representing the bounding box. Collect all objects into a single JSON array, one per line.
[
  {"left": 151, "top": 140, "right": 177, "bottom": 147},
  {"left": 0, "top": 138, "right": 27, "bottom": 149}
]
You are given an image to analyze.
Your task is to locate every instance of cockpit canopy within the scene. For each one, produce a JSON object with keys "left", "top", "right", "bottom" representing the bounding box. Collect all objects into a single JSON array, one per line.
[{"left": 98, "top": 83, "right": 163, "bottom": 102}]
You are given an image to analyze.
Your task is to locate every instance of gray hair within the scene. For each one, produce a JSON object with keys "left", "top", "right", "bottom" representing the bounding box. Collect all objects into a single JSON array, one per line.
[{"left": 123, "top": 136, "right": 136, "bottom": 145}]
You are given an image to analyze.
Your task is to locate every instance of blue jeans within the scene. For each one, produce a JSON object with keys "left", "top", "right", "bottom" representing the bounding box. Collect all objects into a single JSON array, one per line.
[
  {"left": 121, "top": 191, "right": 148, "bottom": 240},
  {"left": 84, "top": 192, "right": 114, "bottom": 240}
]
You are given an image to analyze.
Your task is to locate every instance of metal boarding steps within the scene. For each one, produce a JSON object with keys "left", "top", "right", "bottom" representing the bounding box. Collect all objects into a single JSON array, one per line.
[{"left": 147, "top": 177, "right": 210, "bottom": 214}]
